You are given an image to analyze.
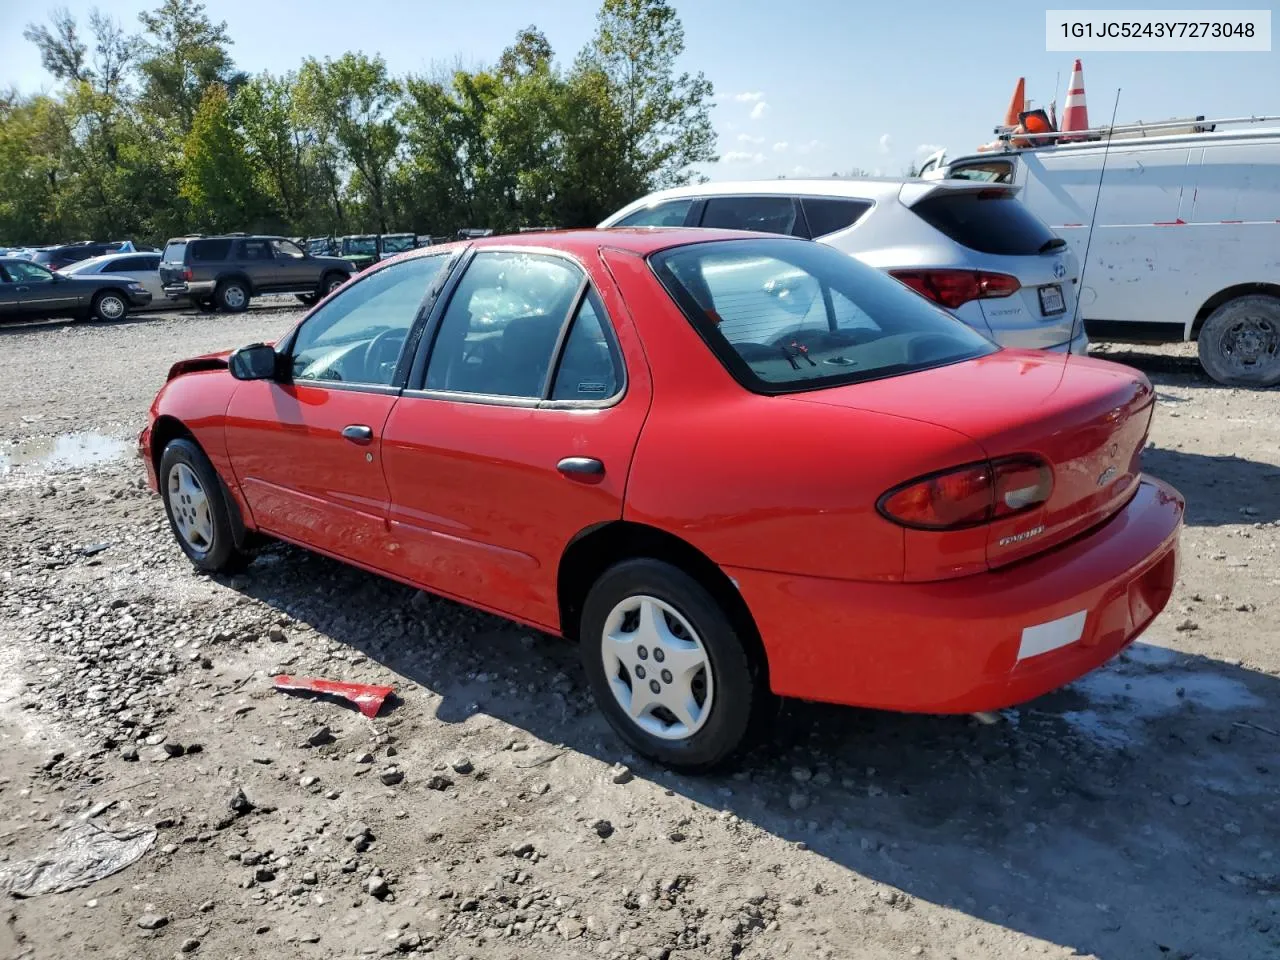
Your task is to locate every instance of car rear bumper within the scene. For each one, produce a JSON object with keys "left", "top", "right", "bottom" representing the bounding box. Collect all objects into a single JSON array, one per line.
[
  {"left": 164, "top": 281, "right": 216, "bottom": 299},
  {"left": 726, "top": 477, "right": 1183, "bottom": 713}
]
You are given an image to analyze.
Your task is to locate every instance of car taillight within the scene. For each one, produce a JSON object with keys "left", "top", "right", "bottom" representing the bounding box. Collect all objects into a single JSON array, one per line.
[
  {"left": 878, "top": 456, "right": 1053, "bottom": 530},
  {"left": 889, "top": 269, "right": 1021, "bottom": 309},
  {"left": 183, "top": 268, "right": 193, "bottom": 281}
]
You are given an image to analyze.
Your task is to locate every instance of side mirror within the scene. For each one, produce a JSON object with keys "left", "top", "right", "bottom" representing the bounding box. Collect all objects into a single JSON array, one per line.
[{"left": 229, "top": 343, "right": 279, "bottom": 381}]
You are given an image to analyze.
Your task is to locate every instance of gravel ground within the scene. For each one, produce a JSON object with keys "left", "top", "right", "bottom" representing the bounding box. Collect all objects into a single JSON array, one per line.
[{"left": 0, "top": 305, "right": 1277, "bottom": 960}]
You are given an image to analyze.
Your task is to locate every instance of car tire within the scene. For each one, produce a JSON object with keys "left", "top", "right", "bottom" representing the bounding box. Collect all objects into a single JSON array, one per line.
[
  {"left": 159, "top": 438, "right": 251, "bottom": 574},
  {"left": 579, "top": 558, "right": 766, "bottom": 771},
  {"left": 90, "top": 290, "right": 129, "bottom": 322},
  {"left": 215, "top": 280, "right": 250, "bottom": 313},
  {"left": 1197, "top": 295, "right": 1280, "bottom": 387},
  {"left": 321, "top": 272, "right": 348, "bottom": 297}
]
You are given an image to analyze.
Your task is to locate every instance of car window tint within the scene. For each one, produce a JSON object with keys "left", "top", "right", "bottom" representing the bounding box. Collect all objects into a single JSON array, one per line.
[
  {"left": 651, "top": 238, "right": 995, "bottom": 392},
  {"left": 910, "top": 189, "right": 1055, "bottom": 256},
  {"left": 189, "top": 239, "right": 231, "bottom": 261},
  {"left": 5, "top": 260, "right": 54, "bottom": 282},
  {"left": 240, "top": 239, "right": 273, "bottom": 261},
  {"left": 290, "top": 255, "right": 449, "bottom": 386},
  {"left": 701, "top": 196, "right": 799, "bottom": 236},
  {"left": 614, "top": 199, "right": 694, "bottom": 227},
  {"left": 271, "top": 239, "right": 305, "bottom": 259},
  {"left": 801, "top": 198, "right": 872, "bottom": 238},
  {"left": 425, "top": 252, "right": 582, "bottom": 399},
  {"left": 142, "top": 255, "right": 160, "bottom": 270},
  {"left": 550, "top": 294, "right": 622, "bottom": 401},
  {"left": 103, "top": 257, "right": 145, "bottom": 273},
  {"left": 163, "top": 241, "right": 187, "bottom": 262}
]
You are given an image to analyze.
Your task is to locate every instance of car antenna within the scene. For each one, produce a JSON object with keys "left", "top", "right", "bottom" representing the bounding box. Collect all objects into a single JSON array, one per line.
[{"left": 1066, "top": 87, "right": 1121, "bottom": 364}]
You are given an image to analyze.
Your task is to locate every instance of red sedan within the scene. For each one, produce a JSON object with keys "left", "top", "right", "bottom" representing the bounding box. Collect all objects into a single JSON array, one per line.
[{"left": 141, "top": 229, "right": 1183, "bottom": 770}]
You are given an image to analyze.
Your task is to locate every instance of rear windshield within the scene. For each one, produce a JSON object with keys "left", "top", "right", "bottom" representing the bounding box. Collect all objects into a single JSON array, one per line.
[
  {"left": 650, "top": 238, "right": 995, "bottom": 393},
  {"left": 382, "top": 235, "right": 416, "bottom": 254},
  {"left": 162, "top": 241, "right": 187, "bottom": 262},
  {"left": 911, "top": 189, "right": 1057, "bottom": 256}
]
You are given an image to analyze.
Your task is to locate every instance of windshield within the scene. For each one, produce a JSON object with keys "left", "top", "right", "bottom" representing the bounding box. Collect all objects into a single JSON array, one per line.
[
  {"left": 60, "top": 255, "right": 111, "bottom": 275},
  {"left": 650, "top": 238, "right": 996, "bottom": 393},
  {"left": 307, "top": 238, "right": 332, "bottom": 255},
  {"left": 344, "top": 237, "right": 377, "bottom": 256},
  {"left": 381, "top": 235, "right": 416, "bottom": 254}
]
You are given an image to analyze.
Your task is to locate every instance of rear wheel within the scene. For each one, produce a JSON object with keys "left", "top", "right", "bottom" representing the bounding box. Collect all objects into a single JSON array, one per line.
[
  {"left": 215, "top": 280, "right": 249, "bottom": 313},
  {"left": 159, "top": 438, "right": 250, "bottom": 574},
  {"left": 90, "top": 290, "right": 128, "bottom": 322},
  {"left": 579, "top": 558, "right": 765, "bottom": 771},
  {"left": 1197, "top": 295, "right": 1280, "bottom": 387},
  {"left": 321, "top": 272, "right": 348, "bottom": 297}
]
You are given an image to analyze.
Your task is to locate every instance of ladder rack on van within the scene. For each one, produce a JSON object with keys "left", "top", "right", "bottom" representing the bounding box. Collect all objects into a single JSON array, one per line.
[{"left": 993, "top": 114, "right": 1280, "bottom": 150}]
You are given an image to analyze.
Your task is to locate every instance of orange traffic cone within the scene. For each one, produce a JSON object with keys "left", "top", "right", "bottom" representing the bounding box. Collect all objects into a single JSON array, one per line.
[
  {"left": 1060, "top": 59, "right": 1089, "bottom": 136},
  {"left": 1002, "top": 77, "right": 1026, "bottom": 128}
]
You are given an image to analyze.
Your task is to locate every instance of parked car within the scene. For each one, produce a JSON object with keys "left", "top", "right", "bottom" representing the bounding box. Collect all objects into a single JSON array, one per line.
[
  {"left": 141, "top": 229, "right": 1182, "bottom": 770},
  {"left": 306, "top": 236, "right": 338, "bottom": 257},
  {"left": 335, "top": 233, "right": 419, "bottom": 271},
  {"left": 59, "top": 251, "right": 166, "bottom": 309},
  {"left": 921, "top": 123, "right": 1280, "bottom": 386},
  {"left": 0, "top": 256, "right": 152, "bottom": 321},
  {"left": 600, "top": 178, "right": 1088, "bottom": 355},
  {"left": 32, "top": 240, "right": 135, "bottom": 271},
  {"left": 159, "top": 234, "right": 356, "bottom": 312}
]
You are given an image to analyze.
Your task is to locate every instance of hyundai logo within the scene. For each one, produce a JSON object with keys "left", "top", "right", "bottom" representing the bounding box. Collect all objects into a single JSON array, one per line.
[{"left": 1053, "top": 261, "right": 1067, "bottom": 279}]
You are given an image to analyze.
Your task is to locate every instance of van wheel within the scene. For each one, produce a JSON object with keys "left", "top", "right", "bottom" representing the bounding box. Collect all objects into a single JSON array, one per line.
[
  {"left": 1197, "top": 295, "right": 1280, "bottom": 387},
  {"left": 579, "top": 559, "right": 766, "bottom": 771},
  {"left": 216, "top": 280, "right": 249, "bottom": 313}
]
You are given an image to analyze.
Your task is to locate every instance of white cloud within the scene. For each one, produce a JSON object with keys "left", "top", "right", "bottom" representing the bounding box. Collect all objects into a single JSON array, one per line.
[
  {"left": 733, "top": 91, "right": 764, "bottom": 102},
  {"left": 737, "top": 133, "right": 765, "bottom": 144},
  {"left": 749, "top": 101, "right": 770, "bottom": 121},
  {"left": 915, "top": 142, "right": 945, "bottom": 156},
  {"left": 722, "top": 150, "right": 767, "bottom": 165},
  {"left": 795, "top": 139, "right": 822, "bottom": 155},
  {"left": 773, "top": 141, "right": 788, "bottom": 152},
  {"left": 878, "top": 133, "right": 892, "bottom": 154}
]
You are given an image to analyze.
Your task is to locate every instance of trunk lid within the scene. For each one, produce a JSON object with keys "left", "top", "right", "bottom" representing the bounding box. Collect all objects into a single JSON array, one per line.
[
  {"left": 791, "top": 351, "right": 1155, "bottom": 570},
  {"left": 160, "top": 240, "right": 188, "bottom": 286}
]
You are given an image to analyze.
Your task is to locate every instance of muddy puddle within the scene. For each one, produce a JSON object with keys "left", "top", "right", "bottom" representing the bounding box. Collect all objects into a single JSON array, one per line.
[{"left": 0, "top": 433, "right": 130, "bottom": 476}]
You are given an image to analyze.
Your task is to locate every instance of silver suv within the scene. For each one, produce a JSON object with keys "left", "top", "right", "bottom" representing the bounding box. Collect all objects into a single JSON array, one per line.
[{"left": 599, "top": 178, "right": 1086, "bottom": 354}]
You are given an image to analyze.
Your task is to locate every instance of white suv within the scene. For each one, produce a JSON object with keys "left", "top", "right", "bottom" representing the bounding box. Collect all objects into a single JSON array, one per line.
[{"left": 599, "top": 179, "right": 1087, "bottom": 354}]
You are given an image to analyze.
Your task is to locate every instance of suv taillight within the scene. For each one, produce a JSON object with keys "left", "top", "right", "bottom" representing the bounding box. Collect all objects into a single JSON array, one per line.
[
  {"left": 889, "top": 269, "right": 1020, "bottom": 309},
  {"left": 183, "top": 268, "right": 193, "bottom": 281},
  {"left": 877, "top": 456, "right": 1053, "bottom": 530}
]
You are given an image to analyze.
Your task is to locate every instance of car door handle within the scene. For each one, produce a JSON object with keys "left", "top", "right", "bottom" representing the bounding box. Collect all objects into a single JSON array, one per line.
[
  {"left": 342, "top": 424, "right": 374, "bottom": 444},
  {"left": 557, "top": 457, "right": 604, "bottom": 477},
  {"left": 15, "top": 286, "right": 29, "bottom": 293}
]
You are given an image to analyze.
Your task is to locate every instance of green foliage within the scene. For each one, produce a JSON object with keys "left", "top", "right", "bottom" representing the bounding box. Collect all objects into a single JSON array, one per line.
[{"left": 4, "top": 0, "right": 718, "bottom": 245}]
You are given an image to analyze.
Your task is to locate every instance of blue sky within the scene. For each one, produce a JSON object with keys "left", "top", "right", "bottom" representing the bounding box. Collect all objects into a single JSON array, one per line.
[{"left": 3, "top": 0, "right": 1277, "bottom": 178}]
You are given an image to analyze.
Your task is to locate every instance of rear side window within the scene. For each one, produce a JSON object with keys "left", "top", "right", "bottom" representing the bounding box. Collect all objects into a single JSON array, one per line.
[
  {"left": 650, "top": 238, "right": 994, "bottom": 393},
  {"left": 700, "top": 196, "right": 800, "bottom": 236},
  {"left": 105, "top": 256, "right": 155, "bottom": 273},
  {"left": 801, "top": 198, "right": 872, "bottom": 237},
  {"left": 614, "top": 199, "right": 694, "bottom": 227},
  {"left": 239, "top": 239, "right": 273, "bottom": 261},
  {"left": 163, "top": 241, "right": 187, "bottom": 262},
  {"left": 550, "top": 294, "right": 622, "bottom": 401},
  {"left": 189, "top": 239, "right": 231, "bottom": 261},
  {"left": 911, "top": 190, "right": 1057, "bottom": 256}
]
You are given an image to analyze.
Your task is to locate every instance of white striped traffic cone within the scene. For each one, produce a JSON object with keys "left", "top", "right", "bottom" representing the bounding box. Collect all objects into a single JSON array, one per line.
[{"left": 1060, "top": 59, "right": 1089, "bottom": 137}]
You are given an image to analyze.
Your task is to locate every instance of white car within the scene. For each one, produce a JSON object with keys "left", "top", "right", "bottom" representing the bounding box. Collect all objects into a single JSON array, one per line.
[
  {"left": 600, "top": 178, "right": 1087, "bottom": 354},
  {"left": 58, "top": 251, "right": 166, "bottom": 309}
]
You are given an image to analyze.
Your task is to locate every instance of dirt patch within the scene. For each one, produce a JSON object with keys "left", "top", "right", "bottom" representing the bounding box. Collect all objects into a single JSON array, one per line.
[{"left": 1, "top": 320, "right": 1277, "bottom": 960}]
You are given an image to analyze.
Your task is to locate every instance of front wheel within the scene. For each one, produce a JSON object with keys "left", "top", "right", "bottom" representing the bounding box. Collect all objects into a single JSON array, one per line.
[
  {"left": 90, "top": 290, "right": 129, "bottom": 322},
  {"left": 1197, "top": 295, "right": 1280, "bottom": 387},
  {"left": 159, "top": 438, "right": 250, "bottom": 574},
  {"left": 579, "top": 559, "right": 765, "bottom": 771}
]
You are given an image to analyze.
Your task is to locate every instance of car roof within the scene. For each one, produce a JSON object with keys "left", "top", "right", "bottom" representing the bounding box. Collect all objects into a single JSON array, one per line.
[
  {"left": 394, "top": 227, "right": 789, "bottom": 260},
  {"left": 627, "top": 177, "right": 912, "bottom": 202}
]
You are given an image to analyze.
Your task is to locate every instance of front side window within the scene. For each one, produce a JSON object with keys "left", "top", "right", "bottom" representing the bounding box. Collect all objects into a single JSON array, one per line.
[
  {"left": 651, "top": 238, "right": 995, "bottom": 393},
  {"left": 700, "top": 196, "right": 800, "bottom": 236},
  {"left": 614, "top": 198, "right": 694, "bottom": 228},
  {"left": 271, "top": 239, "right": 306, "bottom": 259},
  {"left": 425, "top": 252, "right": 583, "bottom": 399},
  {"left": 289, "top": 255, "right": 449, "bottom": 386},
  {"left": 5, "top": 260, "right": 55, "bottom": 282}
]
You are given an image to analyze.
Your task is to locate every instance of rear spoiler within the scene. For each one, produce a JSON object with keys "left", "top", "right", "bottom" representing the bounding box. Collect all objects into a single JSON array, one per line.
[{"left": 897, "top": 179, "right": 1022, "bottom": 207}]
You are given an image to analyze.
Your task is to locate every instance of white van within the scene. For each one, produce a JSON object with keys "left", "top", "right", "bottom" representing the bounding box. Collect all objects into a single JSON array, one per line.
[{"left": 921, "top": 126, "right": 1280, "bottom": 386}]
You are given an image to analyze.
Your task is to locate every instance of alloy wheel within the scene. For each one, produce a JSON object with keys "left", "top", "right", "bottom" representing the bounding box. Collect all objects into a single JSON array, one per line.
[{"left": 167, "top": 462, "right": 215, "bottom": 552}]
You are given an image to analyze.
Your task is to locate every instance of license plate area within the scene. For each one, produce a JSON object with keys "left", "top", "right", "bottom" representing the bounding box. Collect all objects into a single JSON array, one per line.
[{"left": 1038, "top": 284, "right": 1065, "bottom": 316}]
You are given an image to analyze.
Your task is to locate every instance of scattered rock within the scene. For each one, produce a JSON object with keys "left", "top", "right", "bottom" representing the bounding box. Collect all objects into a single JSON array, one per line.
[
  {"left": 611, "top": 764, "right": 633, "bottom": 785},
  {"left": 162, "top": 742, "right": 185, "bottom": 758},
  {"left": 450, "top": 756, "right": 473, "bottom": 775},
  {"left": 556, "top": 917, "right": 585, "bottom": 940},
  {"left": 267, "top": 626, "right": 287, "bottom": 642},
  {"left": 380, "top": 767, "right": 404, "bottom": 786},
  {"left": 1176, "top": 618, "right": 1199, "bottom": 632},
  {"left": 592, "top": 819, "right": 614, "bottom": 839},
  {"left": 120, "top": 747, "right": 139, "bottom": 762},
  {"left": 1171, "top": 793, "right": 1191, "bottom": 807},
  {"left": 364, "top": 875, "right": 390, "bottom": 899},
  {"left": 137, "top": 913, "right": 168, "bottom": 930},
  {"left": 425, "top": 774, "right": 452, "bottom": 791},
  {"left": 228, "top": 786, "right": 254, "bottom": 815},
  {"left": 306, "top": 726, "right": 335, "bottom": 747},
  {"left": 180, "top": 938, "right": 201, "bottom": 953}
]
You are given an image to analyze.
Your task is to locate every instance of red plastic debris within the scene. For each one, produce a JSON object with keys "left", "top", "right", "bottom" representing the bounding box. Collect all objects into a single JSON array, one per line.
[{"left": 272, "top": 675, "right": 395, "bottom": 719}]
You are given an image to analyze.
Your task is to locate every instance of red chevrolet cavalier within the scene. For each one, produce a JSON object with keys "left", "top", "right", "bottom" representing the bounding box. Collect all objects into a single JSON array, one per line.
[{"left": 141, "top": 229, "right": 1183, "bottom": 769}]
